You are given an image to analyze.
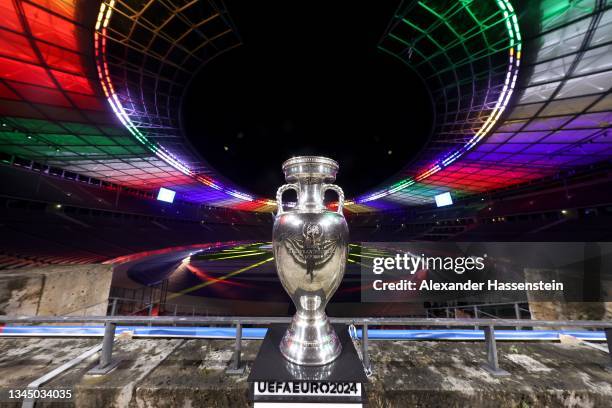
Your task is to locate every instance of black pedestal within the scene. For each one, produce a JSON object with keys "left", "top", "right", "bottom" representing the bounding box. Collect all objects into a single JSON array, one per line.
[{"left": 248, "top": 324, "right": 368, "bottom": 406}]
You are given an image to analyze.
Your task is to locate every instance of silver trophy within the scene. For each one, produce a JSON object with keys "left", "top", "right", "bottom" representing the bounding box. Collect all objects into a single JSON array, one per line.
[{"left": 273, "top": 156, "right": 349, "bottom": 365}]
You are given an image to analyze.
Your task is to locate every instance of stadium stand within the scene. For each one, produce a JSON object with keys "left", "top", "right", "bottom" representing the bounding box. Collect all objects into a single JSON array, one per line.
[
  {"left": 1, "top": 161, "right": 611, "bottom": 269},
  {"left": 0, "top": 164, "right": 272, "bottom": 269},
  {"left": 348, "top": 164, "right": 612, "bottom": 242}
]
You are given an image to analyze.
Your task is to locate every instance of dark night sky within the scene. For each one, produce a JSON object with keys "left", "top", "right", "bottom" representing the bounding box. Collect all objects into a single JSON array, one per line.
[{"left": 183, "top": 1, "right": 433, "bottom": 197}]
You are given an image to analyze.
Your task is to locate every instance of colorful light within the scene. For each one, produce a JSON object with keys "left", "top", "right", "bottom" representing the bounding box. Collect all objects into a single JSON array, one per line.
[
  {"left": 94, "top": 1, "right": 191, "bottom": 176},
  {"left": 93, "top": 1, "right": 275, "bottom": 207},
  {"left": 2, "top": 1, "right": 609, "bottom": 213},
  {"left": 357, "top": 0, "right": 523, "bottom": 206}
]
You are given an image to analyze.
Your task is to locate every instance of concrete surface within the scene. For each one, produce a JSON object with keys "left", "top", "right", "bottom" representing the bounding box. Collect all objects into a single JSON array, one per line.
[
  {"left": 0, "top": 336, "right": 610, "bottom": 407},
  {"left": 525, "top": 268, "right": 612, "bottom": 323},
  {"left": 0, "top": 264, "right": 112, "bottom": 316},
  {"left": 0, "top": 274, "right": 42, "bottom": 315}
]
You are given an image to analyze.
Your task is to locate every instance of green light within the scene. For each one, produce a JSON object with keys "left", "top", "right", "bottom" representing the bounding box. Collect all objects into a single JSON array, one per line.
[{"left": 360, "top": 0, "right": 522, "bottom": 205}]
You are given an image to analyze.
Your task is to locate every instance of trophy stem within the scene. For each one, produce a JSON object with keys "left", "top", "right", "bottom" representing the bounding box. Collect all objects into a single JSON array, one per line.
[{"left": 279, "top": 311, "right": 342, "bottom": 366}]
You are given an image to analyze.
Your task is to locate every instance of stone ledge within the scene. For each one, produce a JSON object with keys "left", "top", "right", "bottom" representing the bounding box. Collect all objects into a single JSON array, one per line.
[
  {"left": 0, "top": 337, "right": 610, "bottom": 407},
  {"left": 0, "top": 264, "right": 113, "bottom": 317}
]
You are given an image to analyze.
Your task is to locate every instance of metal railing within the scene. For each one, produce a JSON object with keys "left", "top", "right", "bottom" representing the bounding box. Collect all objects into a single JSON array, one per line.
[
  {"left": 426, "top": 301, "right": 531, "bottom": 330},
  {"left": 58, "top": 297, "right": 218, "bottom": 319},
  {"left": 105, "top": 297, "right": 217, "bottom": 318},
  {"left": 0, "top": 315, "right": 611, "bottom": 377}
]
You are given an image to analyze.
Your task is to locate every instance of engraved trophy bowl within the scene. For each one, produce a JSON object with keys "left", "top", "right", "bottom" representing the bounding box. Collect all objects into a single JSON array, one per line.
[{"left": 273, "top": 156, "right": 349, "bottom": 365}]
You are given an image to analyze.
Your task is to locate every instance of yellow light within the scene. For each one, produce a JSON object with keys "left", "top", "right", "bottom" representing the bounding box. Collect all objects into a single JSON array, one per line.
[{"left": 166, "top": 257, "right": 274, "bottom": 299}]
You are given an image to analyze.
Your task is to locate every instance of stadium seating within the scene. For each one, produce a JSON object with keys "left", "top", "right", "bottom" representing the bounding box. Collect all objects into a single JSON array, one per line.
[{"left": 1, "top": 162, "right": 611, "bottom": 269}]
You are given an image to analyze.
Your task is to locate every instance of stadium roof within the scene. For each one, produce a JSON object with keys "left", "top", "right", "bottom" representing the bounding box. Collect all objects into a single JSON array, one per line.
[
  {"left": 351, "top": 0, "right": 612, "bottom": 211},
  {"left": 0, "top": 0, "right": 274, "bottom": 211},
  {"left": 0, "top": 0, "right": 610, "bottom": 212}
]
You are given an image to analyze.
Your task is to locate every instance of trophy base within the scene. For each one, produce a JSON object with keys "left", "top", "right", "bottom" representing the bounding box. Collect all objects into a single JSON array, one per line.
[
  {"left": 279, "top": 313, "right": 342, "bottom": 366},
  {"left": 248, "top": 324, "right": 368, "bottom": 406}
]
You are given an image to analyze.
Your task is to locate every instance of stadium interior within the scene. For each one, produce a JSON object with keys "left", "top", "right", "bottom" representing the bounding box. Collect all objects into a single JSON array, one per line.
[{"left": 0, "top": 0, "right": 612, "bottom": 406}]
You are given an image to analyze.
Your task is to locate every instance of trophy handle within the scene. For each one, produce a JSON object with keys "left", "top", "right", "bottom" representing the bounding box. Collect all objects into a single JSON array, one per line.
[
  {"left": 276, "top": 183, "right": 299, "bottom": 215},
  {"left": 322, "top": 184, "right": 345, "bottom": 214}
]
